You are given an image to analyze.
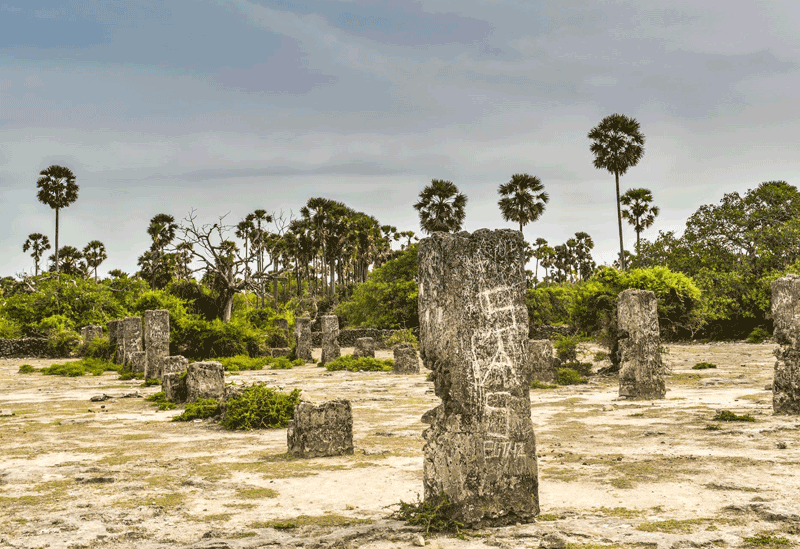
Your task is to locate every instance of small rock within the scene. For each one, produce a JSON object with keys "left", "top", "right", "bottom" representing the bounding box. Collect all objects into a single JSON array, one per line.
[
  {"left": 120, "top": 391, "right": 141, "bottom": 398},
  {"left": 777, "top": 441, "right": 787, "bottom": 449},
  {"left": 90, "top": 394, "right": 111, "bottom": 402},
  {"left": 413, "top": 534, "right": 426, "bottom": 546},
  {"left": 765, "top": 384, "right": 773, "bottom": 391},
  {"left": 540, "top": 532, "right": 567, "bottom": 549}
]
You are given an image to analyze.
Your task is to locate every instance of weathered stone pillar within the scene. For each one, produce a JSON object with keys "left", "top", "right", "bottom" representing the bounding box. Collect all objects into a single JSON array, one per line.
[
  {"left": 121, "top": 317, "right": 143, "bottom": 368},
  {"left": 528, "top": 339, "right": 556, "bottom": 383},
  {"left": 617, "top": 289, "right": 665, "bottom": 399},
  {"left": 287, "top": 399, "right": 354, "bottom": 457},
  {"left": 144, "top": 310, "right": 170, "bottom": 380},
  {"left": 393, "top": 344, "right": 420, "bottom": 374},
  {"left": 353, "top": 337, "right": 375, "bottom": 359},
  {"left": 320, "top": 315, "right": 340, "bottom": 367},
  {"left": 161, "top": 355, "right": 189, "bottom": 376},
  {"left": 294, "top": 317, "right": 313, "bottom": 362},
  {"left": 418, "top": 229, "right": 538, "bottom": 527},
  {"left": 186, "top": 361, "right": 224, "bottom": 402},
  {"left": 107, "top": 320, "right": 122, "bottom": 364},
  {"left": 129, "top": 351, "right": 147, "bottom": 375},
  {"left": 771, "top": 274, "right": 800, "bottom": 414},
  {"left": 81, "top": 325, "right": 103, "bottom": 344}
]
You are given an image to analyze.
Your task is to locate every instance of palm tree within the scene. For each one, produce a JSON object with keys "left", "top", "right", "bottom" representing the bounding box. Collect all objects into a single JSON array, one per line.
[
  {"left": 82, "top": 240, "right": 107, "bottom": 282},
  {"left": 36, "top": 165, "right": 79, "bottom": 275},
  {"left": 48, "top": 245, "right": 85, "bottom": 277},
  {"left": 497, "top": 173, "right": 549, "bottom": 234},
  {"left": 620, "top": 188, "right": 660, "bottom": 260},
  {"left": 572, "top": 232, "right": 596, "bottom": 280},
  {"left": 22, "top": 233, "right": 51, "bottom": 276},
  {"left": 146, "top": 213, "right": 177, "bottom": 288},
  {"left": 588, "top": 114, "right": 646, "bottom": 270},
  {"left": 413, "top": 179, "right": 468, "bottom": 234},
  {"left": 532, "top": 237, "right": 548, "bottom": 282}
]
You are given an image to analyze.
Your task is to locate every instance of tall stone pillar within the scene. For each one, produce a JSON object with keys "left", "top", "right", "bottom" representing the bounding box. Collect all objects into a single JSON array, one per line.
[
  {"left": 294, "top": 317, "right": 312, "bottom": 362},
  {"left": 617, "top": 289, "right": 665, "bottom": 399},
  {"left": 418, "top": 229, "right": 538, "bottom": 527},
  {"left": 107, "top": 320, "right": 122, "bottom": 364},
  {"left": 528, "top": 339, "right": 556, "bottom": 383},
  {"left": 144, "top": 309, "right": 170, "bottom": 380},
  {"left": 320, "top": 315, "right": 340, "bottom": 367},
  {"left": 121, "top": 317, "right": 143, "bottom": 369},
  {"left": 771, "top": 274, "right": 800, "bottom": 414}
]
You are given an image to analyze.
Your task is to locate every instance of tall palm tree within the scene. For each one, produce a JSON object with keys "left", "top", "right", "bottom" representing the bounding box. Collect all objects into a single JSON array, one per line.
[
  {"left": 620, "top": 188, "right": 660, "bottom": 260},
  {"left": 532, "top": 237, "right": 548, "bottom": 282},
  {"left": 413, "top": 179, "right": 468, "bottom": 234},
  {"left": 588, "top": 114, "right": 646, "bottom": 270},
  {"left": 22, "top": 233, "right": 51, "bottom": 276},
  {"left": 147, "top": 213, "right": 177, "bottom": 288},
  {"left": 36, "top": 165, "right": 79, "bottom": 275},
  {"left": 48, "top": 245, "right": 85, "bottom": 277},
  {"left": 572, "top": 232, "right": 596, "bottom": 281},
  {"left": 82, "top": 240, "right": 107, "bottom": 282},
  {"left": 497, "top": 173, "right": 549, "bottom": 234}
]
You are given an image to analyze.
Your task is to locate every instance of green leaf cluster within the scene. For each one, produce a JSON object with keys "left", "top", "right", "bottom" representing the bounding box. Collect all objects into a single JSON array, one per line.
[
  {"left": 173, "top": 399, "right": 221, "bottom": 422},
  {"left": 325, "top": 355, "right": 393, "bottom": 372},
  {"left": 40, "top": 357, "right": 119, "bottom": 377},
  {"left": 213, "top": 354, "right": 303, "bottom": 372},
  {"left": 553, "top": 367, "right": 588, "bottom": 385},
  {"left": 221, "top": 385, "right": 301, "bottom": 430}
]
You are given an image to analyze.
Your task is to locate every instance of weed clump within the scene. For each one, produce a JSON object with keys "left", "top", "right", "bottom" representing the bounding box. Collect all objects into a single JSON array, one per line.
[
  {"left": 554, "top": 367, "right": 588, "bottom": 386},
  {"left": 530, "top": 379, "right": 558, "bottom": 390},
  {"left": 743, "top": 533, "right": 789, "bottom": 546},
  {"left": 325, "top": 355, "right": 393, "bottom": 372},
  {"left": 213, "top": 355, "right": 303, "bottom": 372},
  {"left": 746, "top": 327, "right": 771, "bottom": 344},
  {"left": 221, "top": 385, "right": 301, "bottom": 430},
  {"left": 41, "top": 358, "right": 119, "bottom": 377},
  {"left": 143, "top": 378, "right": 160, "bottom": 387},
  {"left": 391, "top": 496, "right": 465, "bottom": 536},
  {"left": 713, "top": 410, "right": 755, "bottom": 422},
  {"left": 704, "top": 424, "right": 722, "bottom": 431},
  {"left": 83, "top": 336, "right": 114, "bottom": 360},
  {"left": 18, "top": 364, "right": 37, "bottom": 374},
  {"left": 173, "top": 399, "right": 220, "bottom": 421},
  {"left": 385, "top": 329, "right": 418, "bottom": 349},
  {"left": 145, "top": 391, "right": 177, "bottom": 411},
  {"left": 692, "top": 362, "right": 717, "bottom": 370}
]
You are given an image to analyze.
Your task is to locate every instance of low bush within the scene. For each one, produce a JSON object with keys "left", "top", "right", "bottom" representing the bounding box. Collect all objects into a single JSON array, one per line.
[
  {"left": 713, "top": 410, "right": 755, "bottom": 422},
  {"left": 221, "top": 385, "right": 301, "bottom": 430},
  {"left": 746, "top": 327, "right": 771, "bottom": 344},
  {"left": 41, "top": 358, "right": 119, "bottom": 377},
  {"left": 143, "top": 378, "right": 161, "bottom": 387},
  {"left": 213, "top": 355, "right": 303, "bottom": 372},
  {"left": 530, "top": 379, "right": 557, "bottom": 389},
  {"left": 118, "top": 369, "right": 144, "bottom": 381},
  {"left": 173, "top": 399, "right": 221, "bottom": 422},
  {"left": 391, "top": 496, "right": 465, "bottom": 536},
  {"left": 18, "top": 364, "right": 37, "bottom": 374},
  {"left": 553, "top": 367, "right": 588, "bottom": 386},
  {"left": 83, "top": 336, "right": 114, "bottom": 360},
  {"left": 384, "top": 329, "right": 418, "bottom": 349},
  {"left": 325, "top": 355, "right": 393, "bottom": 372},
  {"left": 553, "top": 334, "right": 587, "bottom": 363},
  {"left": 145, "top": 391, "right": 177, "bottom": 411},
  {"left": 692, "top": 362, "right": 717, "bottom": 370}
]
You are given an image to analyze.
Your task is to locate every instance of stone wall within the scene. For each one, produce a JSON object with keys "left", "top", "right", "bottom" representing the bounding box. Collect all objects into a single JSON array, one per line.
[
  {"left": 311, "top": 328, "right": 416, "bottom": 348},
  {"left": 0, "top": 338, "right": 55, "bottom": 358}
]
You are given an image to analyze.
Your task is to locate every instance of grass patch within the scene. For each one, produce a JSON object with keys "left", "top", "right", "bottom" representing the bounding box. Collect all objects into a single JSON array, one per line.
[
  {"left": 713, "top": 410, "right": 756, "bottom": 422},
  {"left": 554, "top": 368, "right": 588, "bottom": 385},
  {"left": 692, "top": 362, "right": 717, "bottom": 370},
  {"left": 537, "top": 513, "right": 562, "bottom": 521},
  {"left": 249, "top": 514, "right": 372, "bottom": 530},
  {"left": 744, "top": 533, "right": 790, "bottom": 546},
  {"left": 17, "top": 364, "right": 37, "bottom": 374},
  {"left": 593, "top": 351, "right": 610, "bottom": 362},
  {"left": 41, "top": 358, "right": 120, "bottom": 377},
  {"left": 596, "top": 507, "right": 644, "bottom": 519},
  {"left": 531, "top": 379, "right": 558, "bottom": 389},
  {"left": 213, "top": 355, "right": 304, "bottom": 372},
  {"left": 221, "top": 385, "right": 300, "bottom": 430},
  {"left": 325, "top": 355, "right": 393, "bottom": 372},
  {"left": 704, "top": 424, "right": 722, "bottom": 431},
  {"left": 173, "top": 399, "right": 221, "bottom": 422},
  {"left": 391, "top": 496, "right": 465, "bottom": 536},
  {"left": 636, "top": 518, "right": 708, "bottom": 533},
  {"left": 236, "top": 487, "right": 279, "bottom": 499},
  {"left": 118, "top": 369, "right": 144, "bottom": 380},
  {"left": 145, "top": 391, "right": 177, "bottom": 411},
  {"left": 143, "top": 378, "right": 160, "bottom": 387}
]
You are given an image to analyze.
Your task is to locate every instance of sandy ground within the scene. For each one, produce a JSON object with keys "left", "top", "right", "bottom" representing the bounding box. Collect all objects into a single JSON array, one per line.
[{"left": 0, "top": 342, "right": 799, "bottom": 549}]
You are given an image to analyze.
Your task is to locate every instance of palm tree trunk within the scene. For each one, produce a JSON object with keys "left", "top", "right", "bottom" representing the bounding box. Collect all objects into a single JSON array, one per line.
[
  {"left": 615, "top": 171, "right": 626, "bottom": 270},
  {"left": 55, "top": 207, "right": 60, "bottom": 274}
]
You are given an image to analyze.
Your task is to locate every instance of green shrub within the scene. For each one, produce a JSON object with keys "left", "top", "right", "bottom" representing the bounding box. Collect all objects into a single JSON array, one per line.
[
  {"left": 143, "top": 378, "right": 161, "bottom": 387},
  {"left": 525, "top": 284, "right": 576, "bottom": 326},
  {"left": 562, "top": 361, "right": 593, "bottom": 377},
  {"left": 83, "top": 336, "right": 114, "bottom": 360},
  {"left": 221, "top": 385, "right": 301, "bottom": 430},
  {"left": 530, "top": 379, "right": 557, "bottom": 389},
  {"left": 553, "top": 368, "right": 588, "bottom": 386},
  {"left": 553, "top": 334, "right": 587, "bottom": 362},
  {"left": 41, "top": 358, "right": 119, "bottom": 377},
  {"left": 593, "top": 351, "right": 610, "bottom": 362},
  {"left": 713, "top": 410, "right": 755, "bottom": 422},
  {"left": 746, "top": 327, "right": 771, "bottom": 344},
  {"left": 176, "top": 318, "right": 265, "bottom": 359},
  {"left": 118, "top": 369, "right": 144, "bottom": 381},
  {"left": 391, "top": 496, "right": 465, "bottom": 536},
  {"left": 384, "top": 329, "right": 418, "bottom": 349},
  {"left": 743, "top": 534, "right": 789, "bottom": 546},
  {"left": 270, "top": 357, "right": 303, "bottom": 370},
  {"left": 145, "top": 391, "right": 177, "bottom": 411},
  {"left": 0, "top": 317, "right": 22, "bottom": 338},
  {"left": 692, "top": 362, "right": 717, "bottom": 370},
  {"left": 215, "top": 355, "right": 270, "bottom": 372},
  {"left": 325, "top": 355, "right": 393, "bottom": 372},
  {"left": 173, "top": 399, "right": 221, "bottom": 421},
  {"left": 18, "top": 364, "right": 37, "bottom": 374}
]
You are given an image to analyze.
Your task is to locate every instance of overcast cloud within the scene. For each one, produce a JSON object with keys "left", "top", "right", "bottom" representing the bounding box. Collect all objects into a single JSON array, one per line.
[{"left": 1, "top": 0, "right": 799, "bottom": 277}]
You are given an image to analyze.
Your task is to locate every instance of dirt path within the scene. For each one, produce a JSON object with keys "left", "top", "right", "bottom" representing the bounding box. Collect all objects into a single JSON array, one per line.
[{"left": 0, "top": 342, "right": 798, "bottom": 548}]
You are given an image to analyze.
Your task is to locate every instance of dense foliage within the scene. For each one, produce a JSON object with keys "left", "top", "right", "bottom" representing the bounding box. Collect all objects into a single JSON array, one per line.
[{"left": 221, "top": 385, "right": 301, "bottom": 430}]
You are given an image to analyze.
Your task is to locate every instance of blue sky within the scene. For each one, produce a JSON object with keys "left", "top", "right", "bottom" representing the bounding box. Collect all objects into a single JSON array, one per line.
[{"left": 2, "top": 0, "right": 799, "bottom": 278}]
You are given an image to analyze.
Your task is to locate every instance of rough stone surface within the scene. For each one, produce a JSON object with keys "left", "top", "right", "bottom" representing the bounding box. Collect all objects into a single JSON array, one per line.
[
  {"left": 294, "top": 317, "right": 312, "bottom": 362},
  {"left": 162, "top": 372, "right": 187, "bottom": 404},
  {"left": 392, "top": 344, "right": 420, "bottom": 374},
  {"left": 186, "top": 361, "right": 224, "bottom": 402},
  {"left": 121, "top": 317, "right": 143, "bottom": 368},
  {"left": 144, "top": 310, "right": 170, "bottom": 381},
  {"left": 310, "top": 328, "right": 418, "bottom": 348},
  {"left": 129, "top": 351, "right": 147, "bottom": 375},
  {"left": 107, "top": 320, "right": 122, "bottom": 364},
  {"left": 528, "top": 339, "right": 556, "bottom": 383},
  {"left": 353, "top": 337, "right": 376, "bottom": 359},
  {"left": 320, "top": 315, "right": 340, "bottom": 367},
  {"left": 160, "top": 355, "right": 189, "bottom": 376},
  {"left": 0, "top": 338, "right": 54, "bottom": 358},
  {"left": 274, "top": 318, "right": 289, "bottom": 344},
  {"left": 617, "top": 289, "right": 665, "bottom": 400},
  {"left": 772, "top": 275, "right": 800, "bottom": 414},
  {"left": 287, "top": 399, "right": 354, "bottom": 458},
  {"left": 270, "top": 347, "right": 292, "bottom": 358},
  {"left": 81, "top": 325, "right": 103, "bottom": 344},
  {"left": 417, "top": 229, "right": 539, "bottom": 527}
]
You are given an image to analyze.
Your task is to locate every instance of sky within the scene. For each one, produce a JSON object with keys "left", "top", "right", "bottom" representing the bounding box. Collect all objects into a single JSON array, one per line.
[{"left": 1, "top": 0, "right": 799, "bottom": 279}]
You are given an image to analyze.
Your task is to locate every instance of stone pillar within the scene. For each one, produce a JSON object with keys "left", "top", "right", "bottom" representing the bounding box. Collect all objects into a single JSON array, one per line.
[
  {"left": 528, "top": 339, "right": 556, "bottom": 383},
  {"left": 144, "top": 309, "right": 170, "bottom": 380},
  {"left": 162, "top": 372, "right": 187, "bottom": 403},
  {"left": 295, "top": 317, "right": 312, "bottom": 362},
  {"left": 393, "top": 344, "right": 420, "bottom": 374},
  {"left": 161, "top": 355, "right": 188, "bottom": 376},
  {"left": 287, "top": 399, "right": 354, "bottom": 457},
  {"left": 771, "top": 274, "right": 800, "bottom": 414},
  {"left": 353, "top": 337, "right": 375, "bottom": 359},
  {"left": 186, "top": 361, "right": 224, "bottom": 402},
  {"left": 617, "top": 289, "right": 665, "bottom": 400},
  {"left": 129, "top": 351, "right": 147, "bottom": 375},
  {"left": 418, "top": 229, "right": 538, "bottom": 527},
  {"left": 81, "top": 325, "right": 103, "bottom": 344},
  {"left": 121, "top": 317, "right": 143, "bottom": 368},
  {"left": 320, "top": 315, "right": 340, "bottom": 367},
  {"left": 107, "top": 320, "right": 122, "bottom": 365}
]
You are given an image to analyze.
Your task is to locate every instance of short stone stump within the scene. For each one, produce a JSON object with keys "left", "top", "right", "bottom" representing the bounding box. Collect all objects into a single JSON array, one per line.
[
  {"left": 186, "top": 361, "right": 224, "bottom": 402},
  {"left": 162, "top": 371, "right": 188, "bottom": 403},
  {"left": 287, "top": 399, "right": 354, "bottom": 458},
  {"left": 353, "top": 337, "right": 376, "bottom": 359},
  {"left": 129, "top": 351, "right": 147, "bottom": 375},
  {"left": 270, "top": 347, "right": 292, "bottom": 358},
  {"left": 393, "top": 344, "right": 419, "bottom": 374}
]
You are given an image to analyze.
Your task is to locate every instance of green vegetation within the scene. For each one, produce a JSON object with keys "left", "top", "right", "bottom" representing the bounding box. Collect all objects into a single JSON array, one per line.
[
  {"left": 143, "top": 378, "right": 161, "bottom": 387},
  {"left": 391, "top": 496, "right": 465, "bottom": 536},
  {"left": 325, "top": 355, "right": 393, "bottom": 372},
  {"left": 83, "top": 336, "right": 114, "bottom": 360},
  {"left": 554, "top": 368, "right": 588, "bottom": 386},
  {"left": 743, "top": 533, "right": 790, "bottom": 546},
  {"left": 593, "top": 351, "right": 609, "bottom": 362},
  {"left": 221, "top": 385, "right": 301, "bottom": 430},
  {"left": 145, "top": 391, "right": 177, "bottom": 411},
  {"left": 213, "top": 354, "right": 303, "bottom": 372},
  {"left": 384, "top": 328, "right": 418, "bottom": 349},
  {"left": 18, "top": 364, "right": 37, "bottom": 374},
  {"left": 746, "top": 327, "right": 771, "bottom": 344},
  {"left": 692, "top": 362, "right": 717, "bottom": 370},
  {"left": 250, "top": 514, "right": 372, "bottom": 530},
  {"left": 704, "top": 424, "right": 722, "bottom": 431},
  {"left": 636, "top": 518, "right": 708, "bottom": 533},
  {"left": 536, "top": 514, "right": 562, "bottom": 521},
  {"left": 713, "top": 410, "right": 756, "bottom": 422},
  {"left": 531, "top": 379, "right": 558, "bottom": 389},
  {"left": 41, "top": 357, "right": 119, "bottom": 377},
  {"left": 173, "top": 399, "right": 221, "bottom": 421}
]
